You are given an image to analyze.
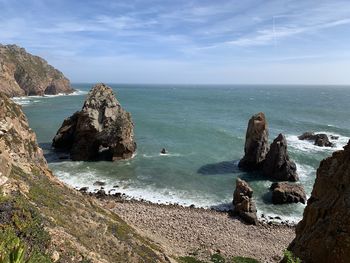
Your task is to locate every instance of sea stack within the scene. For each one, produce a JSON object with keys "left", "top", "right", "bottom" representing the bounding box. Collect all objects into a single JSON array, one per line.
[
  {"left": 238, "top": 112, "right": 269, "bottom": 170},
  {"left": 52, "top": 83, "right": 136, "bottom": 161},
  {"left": 263, "top": 133, "right": 298, "bottom": 181},
  {"left": 0, "top": 44, "right": 74, "bottom": 97},
  {"left": 233, "top": 178, "right": 258, "bottom": 225},
  {"left": 289, "top": 140, "right": 350, "bottom": 262},
  {"left": 269, "top": 182, "right": 306, "bottom": 204}
]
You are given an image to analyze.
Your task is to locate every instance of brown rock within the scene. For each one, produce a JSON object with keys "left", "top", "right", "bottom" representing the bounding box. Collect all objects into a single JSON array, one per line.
[
  {"left": 298, "top": 132, "right": 334, "bottom": 147},
  {"left": 233, "top": 178, "right": 258, "bottom": 225},
  {"left": 238, "top": 112, "right": 269, "bottom": 170},
  {"left": 0, "top": 44, "right": 74, "bottom": 97},
  {"left": 263, "top": 134, "right": 298, "bottom": 182},
  {"left": 289, "top": 140, "right": 350, "bottom": 263},
  {"left": 52, "top": 83, "right": 136, "bottom": 161},
  {"left": 270, "top": 182, "right": 306, "bottom": 204}
]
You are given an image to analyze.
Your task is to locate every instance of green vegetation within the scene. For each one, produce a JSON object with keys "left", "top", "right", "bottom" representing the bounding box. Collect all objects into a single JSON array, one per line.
[
  {"left": 8, "top": 164, "right": 165, "bottom": 262},
  {"left": 178, "top": 254, "right": 260, "bottom": 263},
  {"left": 178, "top": 256, "right": 206, "bottom": 263},
  {"left": 282, "top": 250, "right": 302, "bottom": 263},
  {"left": 232, "top": 256, "right": 260, "bottom": 263},
  {"left": 0, "top": 238, "right": 25, "bottom": 263},
  {"left": 0, "top": 193, "right": 52, "bottom": 263}
]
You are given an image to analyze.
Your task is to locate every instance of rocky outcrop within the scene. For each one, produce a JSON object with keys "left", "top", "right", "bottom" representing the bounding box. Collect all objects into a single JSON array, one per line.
[
  {"left": 238, "top": 112, "right": 269, "bottom": 170},
  {"left": 0, "top": 44, "right": 74, "bottom": 97},
  {"left": 0, "top": 92, "right": 170, "bottom": 263},
  {"left": 263, "top": 134, "right": 298, "bottom": 182},
  {"left": 289, "top": 141, "right": 350, "bottom": 263},
  {"left": 52, "top": 83, "right": 136, "bottom": 161},
  {"left": 233, "top": 178, "right": 258, "bottom": 225},
  {"left": 270, "top": 182, "right": 306, "bottom": 204},
  {"left": 298, "top": 132, "right": 334, "bottom": 147}
]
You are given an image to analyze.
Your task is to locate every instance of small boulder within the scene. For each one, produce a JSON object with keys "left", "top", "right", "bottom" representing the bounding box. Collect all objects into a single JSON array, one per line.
[
  {"left": 298, "top": 132, "right": 334, "bottom": 147},
  {"left": 79, "top": 187, "right": 89, "bottom": 193},
  {"left": 263, "top": 134, "right": 298, "bottom": 182},
  {"left": 238, "top": 112, "right": 269, "bottom": 170},
  {"left": 270, "top": 182, "right": 306, "bottom": 204},
  {"left": 95, "top": 189, "right": 107, "bottom": 198},
  {"left": 314, "top": 134, "right": 333, "bottom": 147},
  {"left": 93, "top": 181, "right": 106, "bottom": 186},
  {"left": 160, "top": 148, "right": 167, "bottom": 154},
  {"left": 233, "top": 178, "right": 258, "bottom": 225}
]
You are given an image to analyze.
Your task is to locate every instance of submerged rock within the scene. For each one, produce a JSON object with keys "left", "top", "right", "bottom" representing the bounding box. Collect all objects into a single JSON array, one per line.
[
  {"left": 238, "top": 112, "right": 269, "bottom": 170},
  {"left": 289, "top": 140, "right": 350, "bottom": 262},
  {"left": 52, "top": 83, "right": 136, "bottom": 161},
  {"left": 298, "top": 132, "right": 334, "bottom": 147},
  {"left": 233, "top": 178, "right": 258, "bottom": 225},
  {"left": 270, "top": 182, "right": 306, "bottom": 204},
  {"left": 263, "top": 134, "right": 298, "bottom": 182}
]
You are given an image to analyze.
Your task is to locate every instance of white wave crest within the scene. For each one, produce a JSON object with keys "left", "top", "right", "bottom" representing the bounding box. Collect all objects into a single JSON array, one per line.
[
  {"left": 11, "top": 89, "right": 87, "bottom": 106},
  {"left": 287, "top": 132, "right": 349, "bottom": 153}
]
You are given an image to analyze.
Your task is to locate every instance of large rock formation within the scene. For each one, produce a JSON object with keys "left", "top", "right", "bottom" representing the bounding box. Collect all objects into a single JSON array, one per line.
[
  {"left": 270, "top": 182, "right": 306, "bottom": 204},
  {"left": 238, "top": 112, "right": 269, "bottom": 170},
  {"left": 52, "top": 83, "right": 136, "bottom": 161},
  {"left": 0, "top": 44, "right": 74, "bottom": 97},
  {"left": 298, "top": 132, "right": 334, "bottom": 147},
  {"left": 289, "top": 141, "right": 350, "bottom": 262},
  {"left": 263, "top": 134, "right": 298, "bottom": 182},
  {"left": 233, "top": 178, "right": 258, "bottom": 225},
  {"left": 0, "top": 92, "right": 170, "bottom": 262}
]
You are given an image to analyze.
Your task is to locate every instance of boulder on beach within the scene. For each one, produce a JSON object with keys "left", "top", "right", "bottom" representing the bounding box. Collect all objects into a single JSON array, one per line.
[
  {"left": 238, "top": 112, "right": 269, "bottom": 170},
  {"left": 263, "top": 134, "right": 298, "bottom": 182},
  {"left": 233, "top": 178, "right": 258, "bottom": 225},
  {"left": 289, "top": 140, "right": 350, "bottom": 263},
  {"left": 270, "top": 182, "right": 306, "bottom": 204},
  {"left": 52, "top": 83, "right": 136, "bottom": 161},
  {"left": 298, "top": 132, "right": 334, "bottom": 147}
]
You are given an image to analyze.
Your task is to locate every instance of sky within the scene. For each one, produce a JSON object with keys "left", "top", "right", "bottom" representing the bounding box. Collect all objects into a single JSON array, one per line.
[{"left": 1, "top": 0, "right": 350, "bottom": 85}]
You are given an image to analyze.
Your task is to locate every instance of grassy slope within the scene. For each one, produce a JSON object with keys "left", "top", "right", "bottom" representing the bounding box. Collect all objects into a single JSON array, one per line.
[{"left": 0, "top": 92, "right": 170, "bottom": 263}]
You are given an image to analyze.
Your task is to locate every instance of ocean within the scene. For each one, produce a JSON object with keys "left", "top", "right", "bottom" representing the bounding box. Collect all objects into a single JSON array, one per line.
[{"left": 14, "top": 84, "right": 350, "bottom": 222}]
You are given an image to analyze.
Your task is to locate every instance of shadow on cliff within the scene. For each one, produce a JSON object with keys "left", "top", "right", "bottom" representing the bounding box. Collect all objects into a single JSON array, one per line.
[{"left": 197, "top": 160, "right": 241, "bottom": 175}]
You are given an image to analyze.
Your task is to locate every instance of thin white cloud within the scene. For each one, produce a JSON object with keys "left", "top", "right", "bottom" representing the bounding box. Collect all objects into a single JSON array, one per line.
[{"left": 228, "top": 18, "right": 350, "bottom": 47}]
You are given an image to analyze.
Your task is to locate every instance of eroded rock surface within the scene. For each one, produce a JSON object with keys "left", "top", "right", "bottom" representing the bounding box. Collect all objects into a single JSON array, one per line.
[
  {"left": 289, "top": 140, "right": 350, "bottom": 263},
  {"left": 263, "top": 134, "right": 298, "bottom": 182},
  {"left": 270, "top": 182, "right": 306, "bottom": 204},
  {"left": 0, "top": 44, "right": 74, "bottom": 97},
  {"left": 53, "top": 83, "right": 136, "bottom": 161},
  {"left": 238, "top": 112, "right": 269, "bottom": 170},
  {"left": 233, "top": 178, "right": 258, "bottom": 225}
]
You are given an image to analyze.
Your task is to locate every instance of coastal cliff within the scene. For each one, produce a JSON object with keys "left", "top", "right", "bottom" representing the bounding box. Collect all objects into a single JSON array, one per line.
[
  {"left": 0, "top": 92, "right": 170, "bottom": 262},
  {"left": 0, "top": 44, "right": 74, "bottom": 97},
  {"left": 289, "top": 140, "right": 350, "bottom": 262}
]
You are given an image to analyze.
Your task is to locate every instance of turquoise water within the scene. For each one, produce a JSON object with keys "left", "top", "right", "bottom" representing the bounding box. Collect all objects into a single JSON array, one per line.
[{"left": 15, "top": 84, "right": 350, "bottom": 222}]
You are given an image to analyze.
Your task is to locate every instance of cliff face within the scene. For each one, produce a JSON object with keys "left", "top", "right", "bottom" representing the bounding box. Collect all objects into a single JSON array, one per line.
[
  {"left": 0, "top": 44, "right": 74, "bottom": 97},
  {"left": 0, "top": 92, "right": 169, "bottom": 262},
  {"left": 289, "top": 141, "right": 350, "bottom": 263}
]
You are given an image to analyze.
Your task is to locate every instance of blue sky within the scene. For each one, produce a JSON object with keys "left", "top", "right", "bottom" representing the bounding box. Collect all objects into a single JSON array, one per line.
[{"left": 1, "top": 0, "right": 350, "bottom": 84}]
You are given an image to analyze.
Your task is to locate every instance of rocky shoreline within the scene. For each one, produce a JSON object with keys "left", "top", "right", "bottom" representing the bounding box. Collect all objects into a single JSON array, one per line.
[
  {"left": 94, "top": 193, "right": 295, "bottom": 262},
  {"left": 78, "top": 186, "right": 297, "bottom": 226}
]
